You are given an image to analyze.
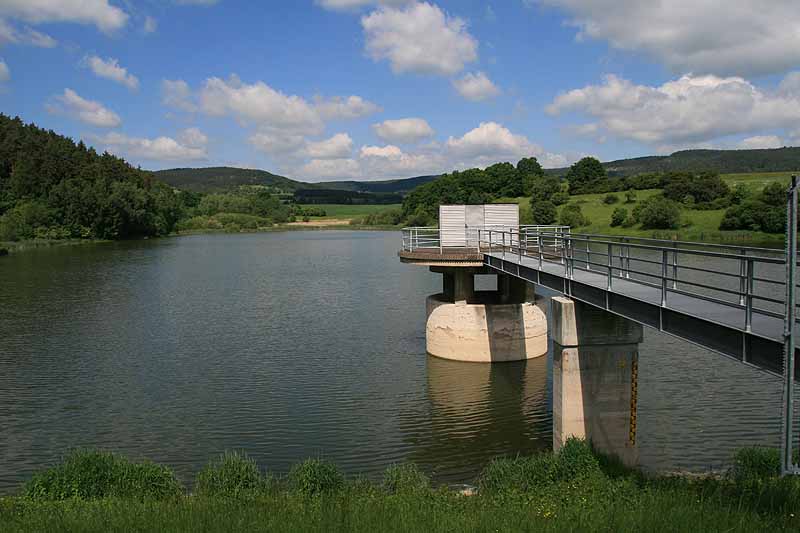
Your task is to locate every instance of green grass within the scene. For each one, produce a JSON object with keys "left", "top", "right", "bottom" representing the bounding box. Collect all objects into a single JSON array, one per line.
[
  {"left": 500, "top": 189, "right": 784, "bottom": 245},
  {"left": 721, "top": 172, "right": 794, "bottom": 190},
  {"left": 298, "top": 204, "right": 401, "bottom": 219},
  {"left": 3, "top": 442, "right": 800, "bottom": 532}
]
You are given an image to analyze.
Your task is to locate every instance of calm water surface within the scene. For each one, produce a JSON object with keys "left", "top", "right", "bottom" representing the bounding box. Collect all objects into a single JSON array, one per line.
[{"left": 0, "top": 231, "right": 788, "bottom": 492}]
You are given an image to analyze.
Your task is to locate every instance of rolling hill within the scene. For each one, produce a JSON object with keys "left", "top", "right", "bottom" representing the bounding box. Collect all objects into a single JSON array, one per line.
[{"left": 154, "top": 167, "right": 305, "bottom": 193}]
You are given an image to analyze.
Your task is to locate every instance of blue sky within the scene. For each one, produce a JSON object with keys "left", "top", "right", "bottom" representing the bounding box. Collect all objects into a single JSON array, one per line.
[{"left": 2, "top": 1, "right": 800, "bottom": 181}]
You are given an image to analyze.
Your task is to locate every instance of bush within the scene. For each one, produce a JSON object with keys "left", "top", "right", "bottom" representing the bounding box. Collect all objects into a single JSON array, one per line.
[
  {"left": 559, "top": 204, "right": 590, "bottom": 228},
  {"left": 554, "top": 438, "right": 601, "bottom": 481},
  {"left": 603, "top": 194, "right": 619, "bottom": 205},
  {"left": 633, "top": 197, "right": 680, "bottom": 229},
  {"left": 610, "top": 207, "right": 628, "bottom": 227},
  {"left": 720, "top": 200, "right": 786, "bottom": 233},
  {"left": 478, "top": 454, "right": 556, "bottom": 494},
  {"left": 531, "top": 200, "right": 557, "bottom": 225},
  {"left": 0, "top": 201, "right": 55, "bottom": 241},
  {"left": 730, "top": 447, "right": 780, "bottom": 485},
  {"left": 23, "top": 449, "right": 183, "bottom": 501},
  {"left": 551, "top": 191, "right": 570, "bottom": 206},
  {"left": 625, "top": 190, "right": 637, "bottom": 203},
  {"left": 663, "top": 172, "right": 730, "bottom": 204},
  {"left": 195, "top": 451, "right": 268, "bottom": 498},
  {"left": 288, "top": 459, "right": 344, "bottom": 496},
  {"left": 382, "top": 464, "right": 430, "bottom": 494},
  {"left": 761, "top": 182, "right": 786, "bottom": 206}
]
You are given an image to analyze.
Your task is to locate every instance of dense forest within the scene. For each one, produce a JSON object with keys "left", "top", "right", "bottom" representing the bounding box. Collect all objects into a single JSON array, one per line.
[
  {"left": 547, "top": 147, "right": 800, "bottom": 177},
  {"left": 293, "top": 188, "right": 402, "bottom": 205},
  {"left": 155, "top": 166, "right": 302, "bottom": 193},
  {"left": 0, "top": 114, "right": 183, "bottom": 241}
]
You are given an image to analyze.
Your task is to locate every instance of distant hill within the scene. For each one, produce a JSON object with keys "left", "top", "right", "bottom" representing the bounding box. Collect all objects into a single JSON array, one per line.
[
  {"left": 154, "top": 167, "right": 304, "bottom": 193},
  {"left": 547, "top": 147, "right": 800, "bottom": 177},
  {"left": 317, "top": 175, "right": 439, "bottom": 194}
]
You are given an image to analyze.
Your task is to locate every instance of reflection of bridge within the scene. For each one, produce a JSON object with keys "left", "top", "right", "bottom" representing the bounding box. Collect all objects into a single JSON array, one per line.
[{"left": 401, "top": 225, "right": 796, "bottom": 378}]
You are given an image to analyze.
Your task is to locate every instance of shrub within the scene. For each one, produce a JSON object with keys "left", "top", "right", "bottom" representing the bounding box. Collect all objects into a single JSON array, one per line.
[
  {"left": 559, "top": 204, "right": 590, "bottom": 228},
  {"left": 625, "top": 190, "right": 637, "bottom": 204},
  {"left": 663, "top": 172, "right": 730, "bottom": 204},
  {"left": 553, "top": 438, "right": 601, "bottom": 481},
  {"left": 382, "top": 463, "right": 430, "bottom": 494},
  {"left": 288, "top": 459, "right": 344, "bottom": 496},
  {"left": 761, "top": 182, "right": 786, "bottom": 206},
  {"left": 720, "top": 200, "right": 785, "bottom": 233},
  {"left": 603, "top": 194, "right": 619, "bottom": 205},
  {"left": 0, "top": 201, "right": 55, "bottom": 241},
  {"left": 610, "top": 207, "right": 628, "bottom": 227},
  {"left": 551, "top": 191, "right": 570, "bottom": 206},
  {"left": 22, "top": 449, "right": 183, "bottom": 501},
  {"left": 531, "top": 200, "right": 557, "bottom": 225},
  {"left": 730, "top": 447, "right": 780, "bottom": 485},
  {"left": 478, "top": 454, "right": 556, "bottom": 494},
  {"left": 195, "top": 451, "right": 268, "bottom": 498},
  {"left": 633, "top": 197, "right": 680, "bottom": 229}
]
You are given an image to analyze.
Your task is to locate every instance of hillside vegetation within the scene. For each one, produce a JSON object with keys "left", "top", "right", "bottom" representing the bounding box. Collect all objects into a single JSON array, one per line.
[{"left": 154, "top": 167, "right": 302, "bottom": 193}]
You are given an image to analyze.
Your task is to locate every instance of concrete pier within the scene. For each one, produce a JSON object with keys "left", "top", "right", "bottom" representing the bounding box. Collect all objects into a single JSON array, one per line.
[
  {"left": 425, "top": 268, "right": 548, "bottom": 362},
  {"left": 550, "top": 296, "right": 643, "bottom": 467}
]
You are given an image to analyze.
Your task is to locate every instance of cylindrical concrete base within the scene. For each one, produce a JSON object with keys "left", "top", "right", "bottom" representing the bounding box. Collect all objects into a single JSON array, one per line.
[{"left": 425, "top": 294, "right": 548, "bottom": 362}]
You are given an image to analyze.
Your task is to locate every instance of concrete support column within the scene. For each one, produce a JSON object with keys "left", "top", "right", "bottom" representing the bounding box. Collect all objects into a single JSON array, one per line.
[
  {"left": 551, "top": 297, "right": 643, "bottom": 467},
  {"left": 498, "top": 274, "right": 534, "bottom": 304},
  {"left": 453, "top": 269, "right": 474, "bottom": 305}
]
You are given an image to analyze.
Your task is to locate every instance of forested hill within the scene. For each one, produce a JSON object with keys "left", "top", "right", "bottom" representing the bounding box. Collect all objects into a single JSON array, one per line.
[
  {"left": 547, "top": 147, "right": 800, "bottom": 177},
  {"left": 154, "top": 167, "right": 303, "bottom": 193},
  {"left": 316, "top": 175, "right": 439, "bottom": 194},
  {"left": 0, "top": 114, "right": 182, "bottom": 241}
]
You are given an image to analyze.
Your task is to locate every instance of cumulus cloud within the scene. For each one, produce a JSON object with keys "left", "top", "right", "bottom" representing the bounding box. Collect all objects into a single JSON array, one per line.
[
  {"left": 0, "top": 59, "right": 9, "bottom": 83},
  {"left": 293, "top": 122, "right": 567, "bottom": 181},
  {"left": 177, "top": 127, "right": 208, "bottom": 148},
  {"left": 738, "top": 136, "right": 784, "bottom": 150},
  {"left": 249, "top": 132, "right": 305, "bottom": 158},
  {"left": 47, "top": 88, "right": 121, "bottom": 128},
  {"left": 372, "top": 117, "right": 434, "bottom": 144},
  {"left": 161, "top": 79, "right": 197, "bottom": 112},
  {"left": 250, "top": 132, "right": 353, "bottom": 161},
  {"left": 84, "top": 56, "right": 139, "bottom": 90},
  {"left": 536, "top": 0, "right": 800, "bottom": 77},
  {"left": 93, "top": 132, "right": 208, "bottom": 161},
  {"left": 361, "top": 2, "right": 478, "bottom": 76},
  {"left": 547, "top": 73, "right": 800, "bottom": 148},
  {"left": 305, "top": 133, "right": 354, "bottom": 159},
  {"left": 452, "top": 71, "right": 500, "bottom": 101},
  {"left": 0, "top": 0, "right": 128, "bottom": 33},
  {"left": 143, "top": 16, "right": 157, "bottom": 34},
  {"left": 317, "top": 0, "right": 413, "bottom": 10},
  {"left": 314, "top": 95, "right": 381, "bottom": 120},
  {"left": 0, "top": 19, "right": 56, "bottom": 47}
]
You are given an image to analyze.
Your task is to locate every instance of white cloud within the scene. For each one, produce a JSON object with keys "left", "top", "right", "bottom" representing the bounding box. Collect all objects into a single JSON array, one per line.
[
  {"left": 0, "top": 59, "right": 9, "bottom": 83},
  {"left": 372, "top": 117, "right": 434, "bottom": 143},
  {"left": 0, "top": 0, "right": 128, "bottom": 33},
  {"left": 317, "top": 0, "right": 413, "bottom": 10},
  {"left": 738, "top": 135, "right": 783, "bottom": 150},
  {"left": 446, "top": 122, "right": 568, "bottom": 168},
  {"left": 143, "top": 16, "right": 157, "bottom": 34},
  {"left": 84, "top": 56, "right": 139, "bottom": 90},
  {"left": 94, "top": 132, "right": 208, "bottom": 161},
  {"left": 249, "top": 132, "right": 305, "bottom": 157},
  {"left": 177, "top": 127, "right": 208, "bottom": 148},
  {"left": 161, "top": 79, "right": 196, "bottom": 112},
  {"left": 0, "top": 19, "right": 56, "bottom": 47},
  {"left": 299, "top": 158, "right": 361, "bottom": 179},
  {"left": 536, "top": 0, "right": 800, "bottom": 77},
  {"left": 305, "top": 133, "right": 353, "bottom": 159},
  {"left": 547, "top": 73, "right": 800, "bottom": 148},
  {"left": 360, "top": 144, "right": 403, "bottom": 158},
  {"left": 47, "top": 88, "right": 121, "bottom": 128},
  {"left": 199, "top": 75, "right": 324, "bottom": 134},
  {"left": 314, "top": 95, "right": 381, "bottom": 120},
  {"left": 452, "top": 71, "right": 500, "bottom": 101},
  {"left": 361, "top": 2, "right": 478, "bottom": 76}
]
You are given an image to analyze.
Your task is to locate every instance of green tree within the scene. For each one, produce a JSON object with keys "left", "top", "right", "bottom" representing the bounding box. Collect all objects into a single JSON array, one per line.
[
  {"left": 633, "top": 197, "right": 680, "bottom": 229},
  {"left": 530, "top": 200, "right": 557, "bottom": 225},
  {"left": 610, "top": 207, "right": 628, "bottom": 227},
  {"left": 517, "top": 157, "right": 544, "bottom": 196},
  {"left": 530, "top": 176, "right": 562, "bottom": 204},
  {"left": 559, "top": 204, "right": 590, "bottom": 228},
  {"left": 566, "top": 157, "right": 607, "bottom": 194}
]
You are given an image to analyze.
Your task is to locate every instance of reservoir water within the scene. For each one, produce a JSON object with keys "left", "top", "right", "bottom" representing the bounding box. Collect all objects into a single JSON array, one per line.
[{"left": 0, "top": 231, "right": 788, "bottom": 492}]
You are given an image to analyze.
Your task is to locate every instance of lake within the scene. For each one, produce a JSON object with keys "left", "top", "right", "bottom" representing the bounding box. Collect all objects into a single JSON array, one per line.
[{"left": 0, "top": 230, "right": 788, "bottom": 493}]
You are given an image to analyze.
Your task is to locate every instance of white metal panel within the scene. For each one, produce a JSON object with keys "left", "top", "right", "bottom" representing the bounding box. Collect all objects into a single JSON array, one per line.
[
  {"left": 484, "top": 204, "right": 519, "bottom": 245},
  {"left": 439, "top": 205, "right": 466, "bottom": 247},
  {"left": 465, "top": 205, "right": 484, "bottom": 247}
]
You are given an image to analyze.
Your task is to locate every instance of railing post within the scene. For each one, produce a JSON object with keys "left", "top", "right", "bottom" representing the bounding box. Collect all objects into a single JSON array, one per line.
[
  {"left": 661, "top": 249, "right": 668, "bottom": 307},
  {"left": 502, "top": 231, "right": 506, "bottom": 260},
  {"left": 538, "top": 229, "right": 543, "bottom": 270},
  {"left": 563, "top": 234, "right": 569, "bottom": 277},
  {"left": 586, "top": 235, "right": 591, "bottom": 271},
  {"left": 518, "top": 229, "right": 522, "bottom": 263},
  {"left": 625, "top": 239, "right": 631, "bottom": 279},
  {"left": 739, "top": 249, "right": 747, "bottom": 306},
  {"left": 781, "top": 175, "right": 798, "bottom": 476},
  {"left": 672, "top": 242, "right": 678, "bottom": 290},
  {"left": 745, "top": 258, "right": 754, "bottom": 332},
  {"left": 607, "top": 243, "right": 613, "bottom": 290}
]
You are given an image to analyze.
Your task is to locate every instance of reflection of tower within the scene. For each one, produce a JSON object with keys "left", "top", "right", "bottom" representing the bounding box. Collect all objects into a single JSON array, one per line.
[{"left": 400, "top": 353, "right": 551, "bottom": 484}]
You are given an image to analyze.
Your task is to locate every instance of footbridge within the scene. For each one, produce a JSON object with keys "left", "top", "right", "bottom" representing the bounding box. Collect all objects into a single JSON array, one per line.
[{"left": 401, "top": 225, "right": 798, "bottom": 378}]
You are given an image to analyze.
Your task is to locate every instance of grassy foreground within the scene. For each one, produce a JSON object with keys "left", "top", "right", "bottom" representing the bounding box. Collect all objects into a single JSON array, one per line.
[{"left": 2, "top": 442, "right": 799, "bottom": 532}]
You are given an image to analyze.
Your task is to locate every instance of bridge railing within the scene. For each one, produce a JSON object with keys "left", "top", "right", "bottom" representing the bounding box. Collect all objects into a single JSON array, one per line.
[
  {"left": 401, "top": 225, "right": 570, "bottom": 253},
  {"left": 477, "top": 227, "right": 795, "bottom": 328}
]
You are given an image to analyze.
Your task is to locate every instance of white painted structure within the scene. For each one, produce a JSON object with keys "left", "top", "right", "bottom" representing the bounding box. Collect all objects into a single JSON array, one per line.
[{"left": 439, "top": 204, "right": 519, "bottom": 248}]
